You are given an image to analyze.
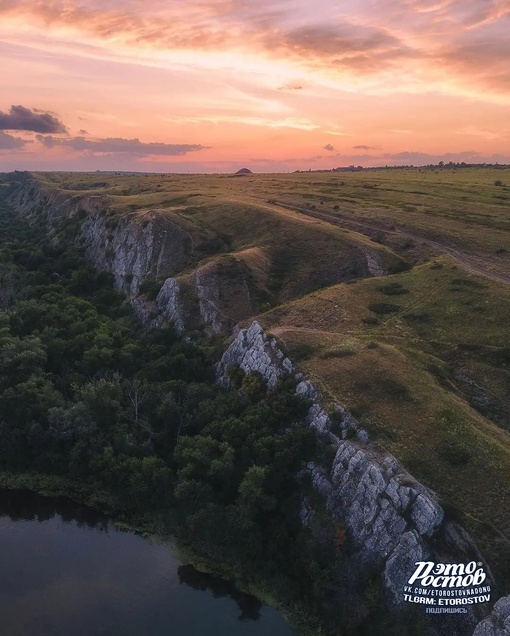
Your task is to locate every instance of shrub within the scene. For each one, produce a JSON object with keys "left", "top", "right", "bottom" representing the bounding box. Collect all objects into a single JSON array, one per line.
[
  {"left": 438, "top": 444, "right": 471, "bottom": 466},
  {"left": 375, "top": 282, "right": 410, "bottom": 296},
  {"left": 379, "top": 378, "right": 412, "bottom": 402},
  {"left": 368, "top": 302, "right": 400, "bottom": 314},
  {"left": 139, "top": 279, "right": 164, "bottom": 300},
  {"left": 227, "top": 363, "right": 245, "bottom": 389},
  {"left": 387, "top": 260, "right": 412, "bottom": 274},
  {"left": 290, "top": 342, "right": 316, "bottom": 361},
  {"left": 320, "top": 342, "right": 357, "bottom": 359}
]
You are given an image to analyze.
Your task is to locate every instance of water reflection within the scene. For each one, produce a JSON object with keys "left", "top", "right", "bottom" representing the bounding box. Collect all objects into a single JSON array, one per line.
[
  {"left": 0, "top": 488, "right": 109, "bottom": 531},
  {"left": 178, "top": 564, "right": 262, "bottom": 621},
  {"left": 0, "top": 489, "right": 296, "bottom": 636}
]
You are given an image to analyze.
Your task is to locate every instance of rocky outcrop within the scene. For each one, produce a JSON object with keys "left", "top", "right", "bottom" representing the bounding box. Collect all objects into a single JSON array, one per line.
[
  {"left": 5, "top": 172, "right": 108, "bottom": 224},
  {"left": 155, "top": 278, "right": 185, "bottom": 332},
  {"left": 474, "top": 597, "right": 510, "bottom": 636},
  {"left": 192, "top": 263, "right": 230, "bottom": 336},
  {"left": 218, "top": 321, "right": 490, "bottom": 632},
  {"left": 3, "top": 174, "right": 250, "bottom": 335},
  {"left": 359, "top": 246, "right": 387, "bottom": 277},
  {"left": 80, "top": 211, "right": 192, "bottom": 297}
]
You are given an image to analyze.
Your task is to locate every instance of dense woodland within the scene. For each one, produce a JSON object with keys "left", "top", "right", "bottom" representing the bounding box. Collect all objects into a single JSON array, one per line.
[{"left": 0, "top": 199, "right": 426, "bottom": 635}]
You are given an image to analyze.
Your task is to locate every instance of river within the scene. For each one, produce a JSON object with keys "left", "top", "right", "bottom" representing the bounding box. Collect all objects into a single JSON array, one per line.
[{"left": 0, "top": 489, "right": 297, "bottom": 636}]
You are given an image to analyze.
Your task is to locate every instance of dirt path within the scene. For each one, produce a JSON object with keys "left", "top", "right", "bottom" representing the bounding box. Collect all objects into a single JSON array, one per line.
[
  {"left": 271, "top": 326, "right": 340, "bottom": 337},
  {"left": 269, "top": 200, "right": 510, "bottom": 286}
]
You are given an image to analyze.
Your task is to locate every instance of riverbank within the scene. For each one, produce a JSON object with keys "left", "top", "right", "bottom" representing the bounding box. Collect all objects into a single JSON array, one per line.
[{"left": 0, "top": 471, "right": 322, "bottom": 636}]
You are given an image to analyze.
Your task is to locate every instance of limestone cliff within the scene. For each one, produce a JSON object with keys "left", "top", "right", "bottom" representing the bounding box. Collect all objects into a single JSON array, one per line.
[
  {"left": 217, "top": 321, "right": 492, "bottom": 634},
  {"left": 4, "top": 174, "right": 257, "bottom": 335},
  {"left": 80, "top": 211, "right": 192, "bottom": 297}
]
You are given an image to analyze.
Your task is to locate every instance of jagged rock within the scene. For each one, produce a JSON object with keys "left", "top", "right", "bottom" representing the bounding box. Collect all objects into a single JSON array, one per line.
[
  {"left": 80, "top": 212, "right": 192, "bottom": 297},
  {"left": 192, "top": 263, "right": 230, "bottom": 336},
  {"left": 217, "top": 321, "right": 295, "bottom": 388},
  {"left": 296, "top": 380, "right": 318, "bottom": 401},
  {"left": 156, "top": 278, "right": 185, "bottom": 332},
  {"left": 384, "top": 531, "right": 430, "bottom": 599},
  {"left": 359, "top": 246, "right": 387, "bottom": 277},
  {"left": 299, "top": 496, "right": 314, "bottom": 526},
  {"left": 455, "top": 370, "right": 509, "bottom": 430},
  {"left": 217, "top": 320, "right": 487, "bottom": 618},
  {"left": 474, "top": 597, "right": 510, "bottom": 636}
]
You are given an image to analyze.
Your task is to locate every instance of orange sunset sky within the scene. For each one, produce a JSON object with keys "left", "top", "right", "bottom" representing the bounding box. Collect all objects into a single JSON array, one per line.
[{"left": 0, "top": 0, "right": 509, "bottom": 172}]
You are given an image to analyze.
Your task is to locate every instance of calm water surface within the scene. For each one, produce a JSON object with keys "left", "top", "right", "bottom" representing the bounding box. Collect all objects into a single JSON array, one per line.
[{"left": 0, "top": 489, "right": 297, "bottom": 636}]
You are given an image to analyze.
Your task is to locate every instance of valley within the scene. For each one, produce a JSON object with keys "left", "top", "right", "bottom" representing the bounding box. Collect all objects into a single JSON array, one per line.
[{"left": 0, "top": 167, "right": 509, "bottom": 636}]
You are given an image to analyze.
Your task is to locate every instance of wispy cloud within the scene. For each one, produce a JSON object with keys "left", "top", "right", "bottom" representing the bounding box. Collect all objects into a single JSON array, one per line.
[
  {"left": 1, "top": 0, "right": 509, "bottom": 97},
  {"left": 35, "top": 135, "right": 210, "bottom": 157},
  {"left": 1, "top": 0, "right": 509, "bottom": 171},
  {"left": 353, "top": 144, "right": 380, "bottom": 150}
]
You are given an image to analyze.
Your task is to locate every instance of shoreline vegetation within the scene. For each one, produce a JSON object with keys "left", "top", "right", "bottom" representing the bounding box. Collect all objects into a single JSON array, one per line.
[
  {"left": 0, "top": 195, "right": 332, "bottom": 636},
  {"left": 0, "top": 471, "right": 303, "bottom": 633}
]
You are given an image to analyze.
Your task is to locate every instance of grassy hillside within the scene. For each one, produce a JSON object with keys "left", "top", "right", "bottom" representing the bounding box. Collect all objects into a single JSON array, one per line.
[
  {"left": 11, "top": 169, "right": 510, "bottom": 580},
  {"left": 27, "top": 172, "right": 405, "bottom": 313},
  {"left": 256, "top": 257, "right": 510, "bottom": 576}
]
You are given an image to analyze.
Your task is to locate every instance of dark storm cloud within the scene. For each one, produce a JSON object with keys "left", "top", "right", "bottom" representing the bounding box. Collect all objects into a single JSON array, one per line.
[{"left": 0, "top": 105, "right": 68, "bottom": 133}]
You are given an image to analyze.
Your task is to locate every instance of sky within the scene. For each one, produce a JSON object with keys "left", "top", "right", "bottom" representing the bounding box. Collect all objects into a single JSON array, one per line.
[{"left": 0, "top": 0, "right": 509, "bottom": 172}]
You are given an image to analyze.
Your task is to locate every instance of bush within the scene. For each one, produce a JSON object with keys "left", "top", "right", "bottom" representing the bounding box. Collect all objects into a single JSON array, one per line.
[
  {"left": 290, "top": 342, "right": 316, "bottom": 361},
  {"left": 438, "top": 444, "right": 471, "bottom": 466},
  {"left": 403, "top": 312, "right": 430, "bottom": 323},
  {"left": 368, "top": 302, "right": 400, "bottom": 315},
  {"left": 320, "top": 342, "right": 357, "bottom": 359},
  {"left": 139, "top": 279, "right": 164, "bottom": 300},
  {"left": 387, "top": 260, "right": 412, "bottom": 274},
  {"left": 375, "top": 282, "right": 410, "bottom": 296},
  {"left": 379, "top": 378, "right": 412, "bottom": 402}
]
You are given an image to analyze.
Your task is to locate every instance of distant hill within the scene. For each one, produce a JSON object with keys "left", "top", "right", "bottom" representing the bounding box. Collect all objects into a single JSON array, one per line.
[{"left": 235, "top": 168, "right": 252, "bottom": 175}]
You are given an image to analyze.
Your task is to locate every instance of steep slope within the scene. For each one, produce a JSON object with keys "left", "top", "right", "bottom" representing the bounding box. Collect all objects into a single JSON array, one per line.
[
  {"left": 254, "top": 258, "right": 510, "bottom": 589},
  {"left": 4, "top": 172, "right": 406, "bottom": 335},
  {"left": 217, "top": 321, "right": 488, "bottom": 635}
]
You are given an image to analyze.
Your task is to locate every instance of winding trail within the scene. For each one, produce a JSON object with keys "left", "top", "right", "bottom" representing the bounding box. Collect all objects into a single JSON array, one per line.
[{"left": 268, "top": 199, "right": 510, "bottom": 286}]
